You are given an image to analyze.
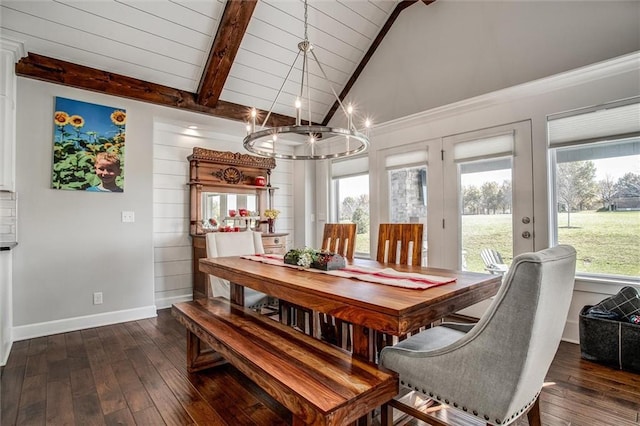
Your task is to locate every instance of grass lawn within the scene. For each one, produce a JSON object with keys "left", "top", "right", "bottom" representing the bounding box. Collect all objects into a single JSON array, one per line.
[
  {"left": 462, "top": 211, "right": 639, "bottom": 277},
  {"left": 355, "top": 231, "right": 370, "bottom": 255}
]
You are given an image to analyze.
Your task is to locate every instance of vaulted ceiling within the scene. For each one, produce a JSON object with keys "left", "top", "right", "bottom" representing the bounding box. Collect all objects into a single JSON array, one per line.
[{"left": 1, "top": 0, "right": 433, "bottom": 127}]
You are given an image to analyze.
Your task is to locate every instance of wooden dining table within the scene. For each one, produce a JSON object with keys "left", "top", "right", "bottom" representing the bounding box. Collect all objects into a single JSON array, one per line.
[{"left": 199, "top": 256, "right": 502, "bottom": 362}]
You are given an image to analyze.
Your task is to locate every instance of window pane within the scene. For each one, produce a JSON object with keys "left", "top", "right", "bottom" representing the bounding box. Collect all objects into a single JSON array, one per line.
[
  {"left": 552, "top": 138, "right": 640, "bottom": 278},
  {"left": 387, "top": 165, "right": 427, "bottom": 265},
  {"left": 334, "top": 174, "right": 370, "bottom": 255},
  {"left": 460, "top": 158, "right": 513, "bottom": 273}
]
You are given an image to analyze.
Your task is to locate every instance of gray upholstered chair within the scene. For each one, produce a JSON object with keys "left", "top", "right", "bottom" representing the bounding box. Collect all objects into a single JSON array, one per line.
[
  {"left": 205, "top": 231, "right": 269, "bottom": 309},
  {"left": 379, "top": 245, "right": 576, "bottom": 426}
]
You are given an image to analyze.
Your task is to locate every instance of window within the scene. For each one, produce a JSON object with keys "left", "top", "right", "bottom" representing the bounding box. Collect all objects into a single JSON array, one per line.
[
  {"left": 332, "top": 157, "right": 370, "bottom": 256},
  {"left": 548, "top": 98, "right": 640, "bottom": 279},
  {"left": 383, "top": 149, "right": 428, "bottom": 265},
  {"left": 460, "top": 157, "right": 513, "bottom": 272}
]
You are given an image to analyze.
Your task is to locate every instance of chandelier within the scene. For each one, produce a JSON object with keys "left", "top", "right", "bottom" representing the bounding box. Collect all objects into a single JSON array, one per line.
[{"left": 243, "top": 0, "right": 370, "bottom": 160}]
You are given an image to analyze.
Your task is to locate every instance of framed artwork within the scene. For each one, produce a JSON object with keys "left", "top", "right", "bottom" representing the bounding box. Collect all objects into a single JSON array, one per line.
[{"left": 52, "top": 97, "right": 126, "bottom": 192}]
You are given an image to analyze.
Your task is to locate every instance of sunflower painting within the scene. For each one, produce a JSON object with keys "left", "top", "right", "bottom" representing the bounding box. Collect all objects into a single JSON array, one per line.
[{"left": 52, "top": 97, "right": 126, "bottom": 192}]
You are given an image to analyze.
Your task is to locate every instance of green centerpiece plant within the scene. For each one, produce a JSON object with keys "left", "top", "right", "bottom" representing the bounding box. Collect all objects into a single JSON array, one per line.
[{"left": 284, "top": 247, "right": 346, "bottom": 271}]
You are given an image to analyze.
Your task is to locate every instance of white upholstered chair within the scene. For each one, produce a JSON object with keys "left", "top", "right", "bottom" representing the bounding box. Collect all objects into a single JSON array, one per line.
[
  {"left": 205, "top": 231, "right": 269, "bottom": 309},
  {"left": 379, "top": 245, "right": 576, "bottom": 426}
]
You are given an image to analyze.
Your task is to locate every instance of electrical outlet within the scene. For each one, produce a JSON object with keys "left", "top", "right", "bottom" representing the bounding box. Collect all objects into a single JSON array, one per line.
[
  {"left": 121, "top": 211, "right": 135, "bottom": 223},
  {"left": 93, "top": 292, "right": 103, "bottom": 305}
]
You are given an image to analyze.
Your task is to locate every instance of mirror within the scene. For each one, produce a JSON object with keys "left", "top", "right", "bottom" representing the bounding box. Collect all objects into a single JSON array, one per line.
[{"left": 201, "top": 192, "right": 260, "bottom": 230}]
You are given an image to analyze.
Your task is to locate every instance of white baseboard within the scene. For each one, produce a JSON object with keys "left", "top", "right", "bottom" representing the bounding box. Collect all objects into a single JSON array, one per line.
[
  {"left": 1, "top": 340, "right": 13, "bottom": 367},
  {"left": 562, "top": 318, "right": 580, "bottom": 344},
  {"left": 155, "top": 293, "right": 193, "bottom": 309},
  {"left": 12, "top": 305, "right": 157, "bottom": 342}
]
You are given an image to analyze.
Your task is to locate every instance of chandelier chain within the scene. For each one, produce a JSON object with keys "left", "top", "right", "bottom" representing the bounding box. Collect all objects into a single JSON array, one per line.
[{"left": 304, "top": 0, "right": 309, "bottom": 42}]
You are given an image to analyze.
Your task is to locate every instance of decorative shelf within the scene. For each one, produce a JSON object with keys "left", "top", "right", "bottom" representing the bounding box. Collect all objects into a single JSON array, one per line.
[{"left": 224, "top": 216, "right": 261, "bottom": 222}]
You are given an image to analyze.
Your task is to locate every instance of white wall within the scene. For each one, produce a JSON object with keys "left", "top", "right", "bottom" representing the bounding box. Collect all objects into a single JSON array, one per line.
[
  {"left": 10, "top": 78, "right": 295, "bottom": 340},
  {"left": 0, "top": 248, "right": 11, "bottom": 364},
  {"left": 338, "top": 0, "right": 640, "bottom": 126},
  {"left": 352, "top": 54, "right": 640, "bottom": 341},
  {"left": 12, "top": 79, "right": 156, "bottom": 339},
  {"left": 0, "top": 38, "right": 21, "bottom": 365},
  {"left": 317, "top": 0, "right": 640, "bottom": 343},
  {"left": 152, "top": 121, "right": 294, "bottom": 308}
]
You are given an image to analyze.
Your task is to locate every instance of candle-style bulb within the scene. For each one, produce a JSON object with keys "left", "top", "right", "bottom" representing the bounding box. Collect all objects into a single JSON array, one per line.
[
  {"left": 295, "top": 98, "right": 301, "bottom": 126},
  {"left": 250, "top": 108, "right": 257, "bottom": 133}
]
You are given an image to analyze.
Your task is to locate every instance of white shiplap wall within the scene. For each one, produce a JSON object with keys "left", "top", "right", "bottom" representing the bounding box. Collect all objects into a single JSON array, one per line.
[{"left": 153, "top": 121, "right": 293, "bottom": 308}]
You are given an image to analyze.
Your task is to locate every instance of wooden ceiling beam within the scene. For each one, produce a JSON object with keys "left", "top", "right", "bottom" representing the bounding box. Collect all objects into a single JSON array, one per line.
[
  {"left": 322, "top": 0, "right": 436, "bottom": 126},
  {"left": 197, "top": 0, "right": 257, "bottom": 108},
  {"left": 15, "top": 52, "right": 294, "bottom": 127}
]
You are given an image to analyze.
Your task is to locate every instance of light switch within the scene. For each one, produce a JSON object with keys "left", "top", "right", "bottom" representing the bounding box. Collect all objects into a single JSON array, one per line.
[{"left": 121, "top": 211, "right": 135, "bottom": 223}]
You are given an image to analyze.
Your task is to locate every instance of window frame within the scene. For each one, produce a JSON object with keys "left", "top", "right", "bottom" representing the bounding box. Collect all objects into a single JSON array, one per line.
[
  {"left": 331, "top": 156, "right": 371, "bottom": 257},
  {"left": 547, "top": 98, "right": 640, "bottom": 282}
]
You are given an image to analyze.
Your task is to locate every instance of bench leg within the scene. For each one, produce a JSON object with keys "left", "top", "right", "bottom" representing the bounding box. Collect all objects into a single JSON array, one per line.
[{"left": 186, "top": 330, "right": 227, "bottom": 373}]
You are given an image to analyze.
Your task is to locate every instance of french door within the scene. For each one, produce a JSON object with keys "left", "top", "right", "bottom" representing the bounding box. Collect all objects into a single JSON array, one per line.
[{"left": 438, "top": 121, "right": 535, "bottom": 271}]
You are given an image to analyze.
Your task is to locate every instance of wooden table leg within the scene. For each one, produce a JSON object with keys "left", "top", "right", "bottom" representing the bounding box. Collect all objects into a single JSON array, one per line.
[
  {"left": 352, "top": 325, "right": 373, "bottom": 362},
  {"left": 352, "top": 325, "right": 377, "bottom": 425},
  {"left": 229, "top": 282, "right": 244, "bottom": 306}
]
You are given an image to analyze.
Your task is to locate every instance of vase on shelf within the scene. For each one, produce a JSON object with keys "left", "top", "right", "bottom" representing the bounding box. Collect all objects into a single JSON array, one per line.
[{"left": 267, "top": 218, "right": 275, "bottom": 234}]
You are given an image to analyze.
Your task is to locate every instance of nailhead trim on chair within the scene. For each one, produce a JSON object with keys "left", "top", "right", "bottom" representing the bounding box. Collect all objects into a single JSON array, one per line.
[{"left": 399, "top": 380, "right": 541, "bottom": 425}]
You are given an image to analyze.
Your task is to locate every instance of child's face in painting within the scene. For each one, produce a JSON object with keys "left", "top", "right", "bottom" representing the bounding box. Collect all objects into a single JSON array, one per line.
[{"left": 95, "top": 159, "right": 120, "bottom": 185}]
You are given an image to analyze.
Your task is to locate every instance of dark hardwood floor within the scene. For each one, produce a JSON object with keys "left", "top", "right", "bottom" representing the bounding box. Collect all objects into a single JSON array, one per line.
[{"left": 1, "top": 308, "right": 639, "bottom": 425}]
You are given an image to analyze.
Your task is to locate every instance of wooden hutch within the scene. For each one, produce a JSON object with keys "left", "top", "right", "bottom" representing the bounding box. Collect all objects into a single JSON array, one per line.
[{"left": 188, "top": 147, "right": 287, "bottom": 299}]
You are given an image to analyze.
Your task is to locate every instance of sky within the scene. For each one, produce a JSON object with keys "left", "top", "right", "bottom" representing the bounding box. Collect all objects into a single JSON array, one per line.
[{"left": 55, "top": 97, "right": 125, "bottom": 139}]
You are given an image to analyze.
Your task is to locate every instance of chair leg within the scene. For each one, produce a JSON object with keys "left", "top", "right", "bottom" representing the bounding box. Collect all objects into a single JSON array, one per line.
[
  {"left": 380, "top": 403, "right": 393, "bottom": 426},
  {"left": 526, "top": 395, "right": 541, "bottom": 426},
  {"left": 320, "top": 314, "right": 338, "bottom": 345}
]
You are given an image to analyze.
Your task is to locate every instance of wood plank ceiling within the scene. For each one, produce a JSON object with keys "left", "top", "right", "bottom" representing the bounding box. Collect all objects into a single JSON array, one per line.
[{"left": 1, "top": 0, "right": 433, "bottom": 126}]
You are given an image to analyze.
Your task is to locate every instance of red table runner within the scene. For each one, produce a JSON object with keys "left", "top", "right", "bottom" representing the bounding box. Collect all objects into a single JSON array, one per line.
[{"left": 241, "top": 254, "right": 455, "bottom": 289}]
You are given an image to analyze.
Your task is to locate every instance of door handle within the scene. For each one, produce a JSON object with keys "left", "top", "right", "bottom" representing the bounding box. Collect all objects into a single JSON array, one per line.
[
  {"left": 522, "top": 217, "right": 531, "bottom": 224},
  {"left": 522, "top": 231, "right": 531, "bottom": 239}
]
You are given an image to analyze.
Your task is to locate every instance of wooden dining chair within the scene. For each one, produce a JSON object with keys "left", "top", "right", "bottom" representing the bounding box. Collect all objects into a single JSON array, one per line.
[
  {"left": 376, "top": 223, "right": 424, "bottom": 266},
  {"left": 282, "top": 223, "right": 357, "bottom": 347},
  {"left": 375, "top": 223, "right": 424, "bottom": 353},
  {"left": 318, "top": 223, "right": 357, "bottom": 348},
  {"left": 322, "top": 223, "right": 357, "bottom": 259}
]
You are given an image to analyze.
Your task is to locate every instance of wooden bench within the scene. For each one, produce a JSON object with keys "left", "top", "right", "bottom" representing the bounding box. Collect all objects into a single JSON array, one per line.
[{"left": 172, "top": 298, "right": 398, "bottom": 426}]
